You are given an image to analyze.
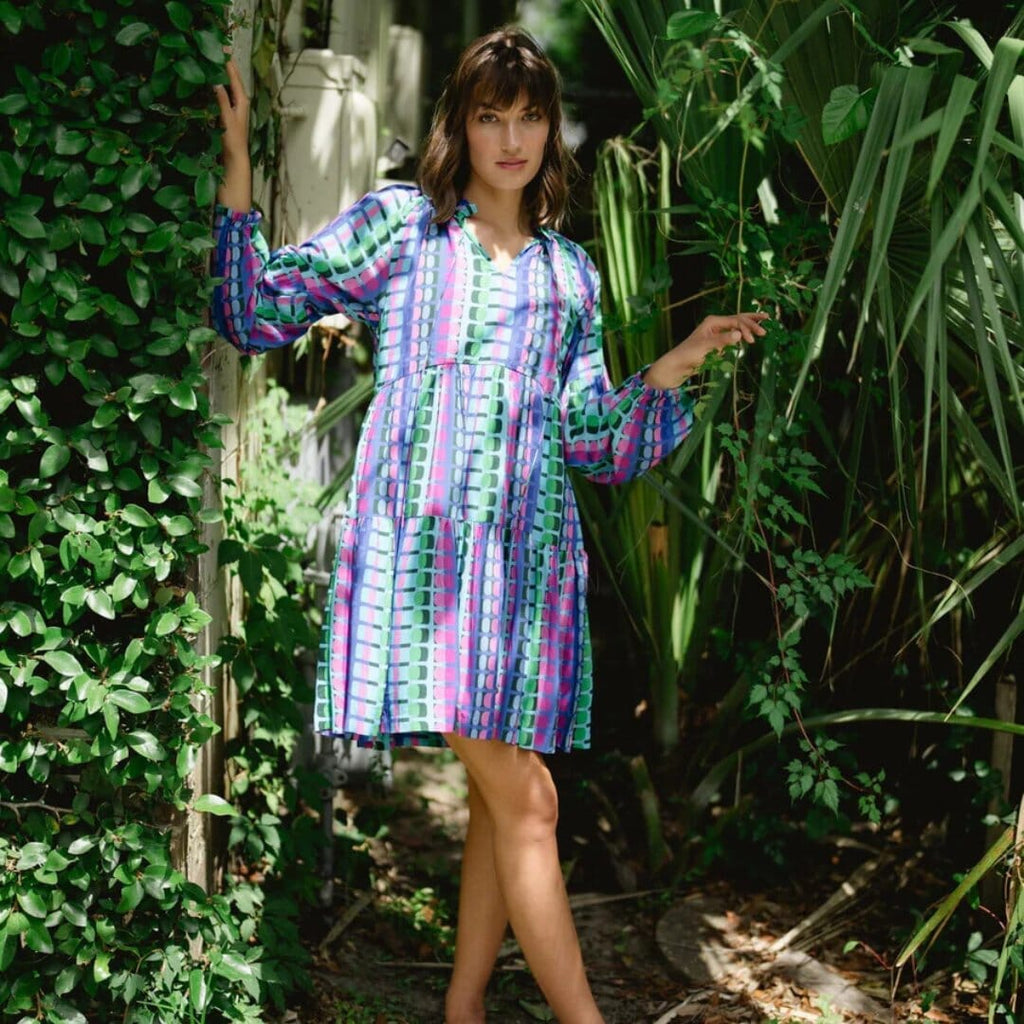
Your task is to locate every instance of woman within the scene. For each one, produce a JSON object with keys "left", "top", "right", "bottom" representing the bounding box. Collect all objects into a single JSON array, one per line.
[{"left": 213, "top": 26, "right": 766, "bottom": 1024}]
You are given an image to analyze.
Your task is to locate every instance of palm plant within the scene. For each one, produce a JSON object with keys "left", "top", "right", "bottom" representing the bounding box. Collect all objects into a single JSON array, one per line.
[
  {"left": 580, "top": 0, "right": 1024, "bottom": 705},
  {"left": 576, "top": 138, "right": 738, "bottom": 753},
  {"left": 580, "top": 0, "right": 1024, "bottom": 995}
]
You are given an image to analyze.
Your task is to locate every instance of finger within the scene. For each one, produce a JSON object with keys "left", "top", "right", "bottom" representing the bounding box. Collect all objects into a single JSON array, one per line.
[
  {"left": 226, "top": 58, "right": 249, "bottom": 103},
  {"left": 213, "top": 87, "right": 234, "bottom": 123}
]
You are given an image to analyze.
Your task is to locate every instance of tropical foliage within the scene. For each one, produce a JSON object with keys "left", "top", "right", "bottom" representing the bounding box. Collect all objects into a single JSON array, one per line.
[{"left": 578, "top": 0, "right": 1024, "bottom": 1006}]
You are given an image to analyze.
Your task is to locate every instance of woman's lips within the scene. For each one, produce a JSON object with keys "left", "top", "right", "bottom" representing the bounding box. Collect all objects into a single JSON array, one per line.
[{"left": 497, "top": 160, "right": 527, "bottom": 169}]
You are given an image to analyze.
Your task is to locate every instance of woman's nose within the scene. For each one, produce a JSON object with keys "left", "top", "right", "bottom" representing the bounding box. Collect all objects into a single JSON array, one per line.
[{"left": 501, "top": 123, "right": 521, "bottom": 151}]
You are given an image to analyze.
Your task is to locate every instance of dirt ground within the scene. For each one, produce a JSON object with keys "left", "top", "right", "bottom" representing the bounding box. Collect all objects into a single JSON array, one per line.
[{"left": 275, "top": 748, "right": 995, "bottom": 1024}]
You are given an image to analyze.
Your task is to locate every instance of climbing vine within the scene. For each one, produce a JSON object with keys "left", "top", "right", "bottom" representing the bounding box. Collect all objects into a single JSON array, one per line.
[{"left": 0, "top": 1, "right": 275, "bottom": 1019}]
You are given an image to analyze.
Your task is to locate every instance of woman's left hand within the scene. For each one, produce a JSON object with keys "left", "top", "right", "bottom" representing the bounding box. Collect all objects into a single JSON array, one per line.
[{"left": 643, "top": 311, "right": 769, "bottom": 389}]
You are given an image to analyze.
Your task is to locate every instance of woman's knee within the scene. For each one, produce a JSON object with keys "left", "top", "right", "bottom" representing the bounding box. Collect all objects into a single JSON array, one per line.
[{"left": 448, "top": 736, "right": 559, "bottom": 839}]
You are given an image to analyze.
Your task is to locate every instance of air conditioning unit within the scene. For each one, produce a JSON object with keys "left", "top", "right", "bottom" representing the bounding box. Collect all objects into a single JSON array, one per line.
[
  {"left": 379, "top": 24, "right": 424, "bottom": 173},
  {"left": 275, "top": 49, "right": 378, "bottom": 246}
]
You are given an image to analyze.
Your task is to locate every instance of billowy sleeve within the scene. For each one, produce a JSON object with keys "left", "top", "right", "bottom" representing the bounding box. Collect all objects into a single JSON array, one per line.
[
  {"left": 211, "top": 186, "right": 418, "bottom": 354},
  {"left": 560, "top": 255, "right": 694, "bottom": 484}
]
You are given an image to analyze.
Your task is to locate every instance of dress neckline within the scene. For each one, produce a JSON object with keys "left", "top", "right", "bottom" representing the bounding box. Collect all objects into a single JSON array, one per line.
[{"left": 454, "top": 198, "right": 544, "bottom": 273}]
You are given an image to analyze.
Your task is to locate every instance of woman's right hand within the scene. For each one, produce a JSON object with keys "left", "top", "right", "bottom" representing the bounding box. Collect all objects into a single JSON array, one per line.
[{"left": 214, "top": 57, "right": 253, "bottom": 211}]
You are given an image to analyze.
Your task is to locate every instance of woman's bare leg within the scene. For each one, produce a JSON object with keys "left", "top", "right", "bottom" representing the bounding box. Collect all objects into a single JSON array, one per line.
[
  {"left": 445, "top": 774, "right": 509, "bottom": 1023},
  {"left": 443, "top": 733, "right": 605, "bottom": 1024}
]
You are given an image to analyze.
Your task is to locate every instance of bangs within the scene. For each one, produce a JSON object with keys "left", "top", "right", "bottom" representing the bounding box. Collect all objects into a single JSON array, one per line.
[{"left": 462, "top": 43, "right": 557, "bottom": 115}]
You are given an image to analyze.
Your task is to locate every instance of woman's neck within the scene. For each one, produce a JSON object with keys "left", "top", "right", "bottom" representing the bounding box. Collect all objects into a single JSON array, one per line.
[{"left": 463, "top": 182, "right": 530, "bottom": 237}]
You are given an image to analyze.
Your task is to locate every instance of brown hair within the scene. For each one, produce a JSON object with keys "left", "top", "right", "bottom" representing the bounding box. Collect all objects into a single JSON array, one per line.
[{"left": 417, "top": 26, "right": 575, "bottom": 231}]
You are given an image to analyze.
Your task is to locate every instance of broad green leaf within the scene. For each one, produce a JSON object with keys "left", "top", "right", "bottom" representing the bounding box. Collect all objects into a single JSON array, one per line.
[
  {"left": 121, "top": 504, "right": 156, "bottom": 528},
  {"left": 194, "top": 793, "right": 236, "bottom": 816},
  {"left": 195, "top": 30, "right": 226, "bottom": 65},
  {"left": 108, "top": 690, "right": 150, "bottom": 714},
  {"left": 40, "top": 444, "right": 71, "bottom": 478},
  {"left": 821, "top": 85, "right": 874, "bottom": 145},
  {"left": 8, "top": 209, "right": 45, "bottom": 239},
  {"left": 127, "top": 266, "right": 151, "bottom": 308},
  {"left": 120, "top": 164, "right": 148, "bottom": 200},
  {"left": 163, "top": 515, "right": 194, "bottom": 537},
  {"left": 126, "top": 730, "right": 165, "bottom": 761},
  {"left": 169, "top": 382, "right": 197, "bottom": 410},
  {"left": 15, "top": 842, "right": 48, "bottom": 870},
  {"left": 166, "top": 2, "right": 191, "bottom": 30},
  {"left": 174, "top": 56, "right": 206, "bottom": 85},
  {"left": 42, "top": 650, "right": 84, "bottom": 676},
  {"left": 665, "top": 9, "right": 718, "bottom": 39},
  {"left": 154, "top": 610, "right": 180, "bottom": 636},
  {"left": 16, "top": 890, "right": 48, "bottom": 919},
  {"left": 114, "top": 22, "right": 151, "bottom": 46},
  {"left": 86, "top": 590, "right": 115, "bottom": 620},
  {"left": 0, "top": 151, "right": 22, "bottom": 196},
  {"left": 194, "top": 170, "right": 217, "bottom": 207},
  {"left": 25, "top": 919, "right": 53, "bottom": 953}
]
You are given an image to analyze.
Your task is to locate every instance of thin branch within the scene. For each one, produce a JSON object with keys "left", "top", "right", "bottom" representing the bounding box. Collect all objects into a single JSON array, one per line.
[{"left": 0, "top": 800, "right": 75, "bottom": 823}]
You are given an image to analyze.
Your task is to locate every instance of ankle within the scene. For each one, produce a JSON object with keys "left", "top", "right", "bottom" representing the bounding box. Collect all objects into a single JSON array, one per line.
[{"left": 444, "top": 990, "right": 486, "bottom": 1024}]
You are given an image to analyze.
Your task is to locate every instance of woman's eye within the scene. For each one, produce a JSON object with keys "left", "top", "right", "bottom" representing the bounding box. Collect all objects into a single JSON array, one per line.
[
  {"left": 524, "top": 112, "right": 541, "bottom": 122},
  {"left": 479, "top": 113, "right": 496, "bottom": 123}
]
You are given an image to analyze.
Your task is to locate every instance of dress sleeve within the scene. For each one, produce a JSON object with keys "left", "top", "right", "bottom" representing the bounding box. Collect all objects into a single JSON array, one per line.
[
  {"left": 210, "top": 186, "right": 417, "bottom": 355},
  {"left": 560, "top": 256, "right": 694, "bottom": 485}
]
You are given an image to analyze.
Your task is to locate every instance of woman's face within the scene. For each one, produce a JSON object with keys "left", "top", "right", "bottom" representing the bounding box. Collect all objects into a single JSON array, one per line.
[{"left": 464, "top": 93, "right": 550, "bottom": 198}]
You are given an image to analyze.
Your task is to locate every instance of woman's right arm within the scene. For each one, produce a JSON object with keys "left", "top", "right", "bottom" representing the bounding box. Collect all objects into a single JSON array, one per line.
[
  {"left": 213, "top": 58, "right": 252, "bottom": 213},
  {"left": 210, "top": 58, "right": 417, "bottom": 354}
]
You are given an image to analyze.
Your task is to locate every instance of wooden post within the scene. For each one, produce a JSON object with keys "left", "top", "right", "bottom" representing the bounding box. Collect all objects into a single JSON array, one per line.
[{"left": 172, "top": 0, "right": 262, "bottom": 895}]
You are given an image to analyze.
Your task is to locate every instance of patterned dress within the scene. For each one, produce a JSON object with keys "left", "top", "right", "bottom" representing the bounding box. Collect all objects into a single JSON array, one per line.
[{"left": 212, "top": 185, "right": 693, "bottom": 752}]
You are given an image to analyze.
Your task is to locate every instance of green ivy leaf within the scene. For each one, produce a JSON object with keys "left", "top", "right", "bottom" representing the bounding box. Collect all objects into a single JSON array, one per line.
[
  {"left": 0, "top": 151, "right": 23, "bottom": 196},
  {"left": 194, "top": 793, "right": 235, "bottom": 816},
  {"left": 126, "top": 730, "right": 165, "bottom": 761},
  {"left": 40, "top": 443, "right": 71, "bottom": 478},
  {"left": 16, "top": 890, "right": 48, "bottom": 919},
  {"left": 169, "top": 381, "right": 197, "bottom": 410},
  {"left": 109, "top": 690, "right": 150, "bottom": 714},
  {"left": 86, "top": 590, "right": 115, "bottom": 619},
  {"left": 0, "top": 93, "right": 29, "bottom": 116},
  {"left": 154, "top": 610, "right": 181, "bottom": 636},
  {"left": 111, "top": 573, "right": 137, "bottom": 601},
  {"left": 42, "top": 650, "right": 84, "bottom": 676},
  {"left": 8, "top": 209, "right": 46, "bottom": 239},
  {"left": 163, "top": 515, "right": 194, "bottom": 537},
  {"left": 120, "top": 164, "right": 148, "bottom": 200},
  {"left": 166, "top": 2, "right": 192, "bottom": 30},
  {"left": 15, "top": 842, "right": 49, "bottom": 870},
  {"left": 114, "top": 21, "right": 151, "bottom": 46},
  {"left": 50, "top": 999, "right": 86, "bottom": 1024},
  {"left": 174, "top": 56, "right": 206, "bottom": 84},
  {"left": 121, "top": 504, "right": 157, "bottom": 528},
  {"left": 127, "top": 266, "right": 151, "bottom": 308},
  {"left": 25, "top": 918, "right": 54, "bottom": 954},
  {"left": 194, "top": 169, "right": 217, "bottom": 207},
  {"left": 65, "top": 301, "right": 98, "bottom": 321},
  {"left": 166, "top": 476, "right": 202, "bottom": 498},
  {"left": 195, "top": 30, "right": 226, "bottom": 66},
  {"left": 0, "top": 2, "right": 23, "bottom": 34}
]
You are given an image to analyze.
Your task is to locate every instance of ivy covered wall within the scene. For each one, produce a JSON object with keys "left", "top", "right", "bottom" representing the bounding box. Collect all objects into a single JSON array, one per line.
[{"left": 0, "top": 0, "right": 270, "bottom": 1018}]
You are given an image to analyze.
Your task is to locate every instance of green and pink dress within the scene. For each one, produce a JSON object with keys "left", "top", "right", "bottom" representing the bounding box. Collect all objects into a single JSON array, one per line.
[{"left": 212, "top": 185, "right": 693, "bottom": 752}]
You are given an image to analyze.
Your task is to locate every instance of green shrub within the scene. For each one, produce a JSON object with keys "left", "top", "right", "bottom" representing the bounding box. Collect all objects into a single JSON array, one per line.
[{"left": 0, "top": 1, "right": 269, "bottom": 1019}]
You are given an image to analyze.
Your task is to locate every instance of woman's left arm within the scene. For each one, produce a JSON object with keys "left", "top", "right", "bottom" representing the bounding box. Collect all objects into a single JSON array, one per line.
[
  {"left": 642, "top": 312, "right": 768, "bottom": 389},
  {"left": 561, "top": 259, "right": 767, "bottom": 485}
]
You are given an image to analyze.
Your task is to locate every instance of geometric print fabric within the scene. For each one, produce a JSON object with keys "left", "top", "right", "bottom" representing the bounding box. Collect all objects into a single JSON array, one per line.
[{"left": 212, "top": 185, "right": 694, "bottom": 752}]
